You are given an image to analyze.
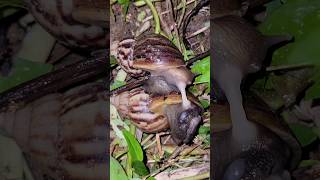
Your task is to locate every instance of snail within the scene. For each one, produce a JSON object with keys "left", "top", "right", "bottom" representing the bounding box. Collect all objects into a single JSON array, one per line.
[
  {"left": 0, "top": 56, "right": 108, "bottom": 179},
  {"left": 211, "top": 0, "right": 300, "bottom": 179},
  {"left": 212, "top": 101, "right": 301, "bottom": 180},
  {"left": 24, "top": 0, "right": 108, "bottom": 48},
  {"left": 117, "top": 33, "right": 194, "bottom": 109},
  {"left": 111, "top": 87, "right": 203, "bottom": 145},
  {"left": 0, "top": 82, "right": 108, "bottom": 180},
  {"left": 212, "top": 14, "right": 292, "bottom": 143}
]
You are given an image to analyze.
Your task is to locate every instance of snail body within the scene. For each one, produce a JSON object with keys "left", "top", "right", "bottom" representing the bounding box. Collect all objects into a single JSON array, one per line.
[
  {"left": 25, "top": 0, "right": 108, "bottom": 48},
  {"left": 117, "top": 34, "right": 194, "bottom": 109},
  {"left": 111, "top": 87, "right": 203, "bottom": 145},
  {"left": 211, "top": 0, "right": 299, "bottom": 179},
  {"left": 212, "top": 103, "right": 301, "bottom": 180},
  {"left": 212, "top": 14, "right": 291, "bottom": 144}
]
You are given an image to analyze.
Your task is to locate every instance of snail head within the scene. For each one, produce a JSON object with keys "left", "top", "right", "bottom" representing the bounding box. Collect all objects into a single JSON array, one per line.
[{"left": 166, "top": 104, "right": 203, "bottom": 145}]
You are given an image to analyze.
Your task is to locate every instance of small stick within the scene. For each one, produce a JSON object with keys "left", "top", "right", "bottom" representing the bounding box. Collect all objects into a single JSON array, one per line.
[
  {"left": 186, "top": 25, "right": 209, "bottom": 39},
  {"left": 182, "top": 0, "right": 209, "bottom": 49},
  {"left": 186, "top": 50, "right": 210, "bottom": 66},
  {"left": 266, "top": 63, "right": 313, "bottom": 72},
  {"left": 110, "top": 76, "right": 149, "bottom": 95},
  {"left": 0, "top": 56, "right": 107, "bottom": 112}
]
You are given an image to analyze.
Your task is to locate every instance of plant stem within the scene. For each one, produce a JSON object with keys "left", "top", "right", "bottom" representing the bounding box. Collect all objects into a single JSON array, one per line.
[
  {"left": 125, "top": 124, "right": 136, "bottom": 178},
  {"left": 177, "top": 0, "right": 186, "bottom": 29},
  {"left": 143, "top": 0, "right": 160, "bottom": 34},
  {"left": 181, "top": 172, "right": 210, "bottom": 180}
]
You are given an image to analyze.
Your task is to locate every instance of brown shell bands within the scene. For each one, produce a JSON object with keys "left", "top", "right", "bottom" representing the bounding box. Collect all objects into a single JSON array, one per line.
[
  {"left": 117, "top": 34, "right": 186, "bottom": 77},
  {"left": 111, "top": 88, "right": 201, "bottom": 133},
  {"left": 26, "top": 0, "right": 108, "bottom": 48}
]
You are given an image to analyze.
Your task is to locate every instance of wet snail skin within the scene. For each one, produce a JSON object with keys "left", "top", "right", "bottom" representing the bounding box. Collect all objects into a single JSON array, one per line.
[
  {"left": 211, "top": 0, "right": 300, "bottom": 179},
  {"left": 117, "top": 34, "right": 195, "bottom": 110},
  {"left": 111, "top": 87, "right": 203, "bottom": 145}
]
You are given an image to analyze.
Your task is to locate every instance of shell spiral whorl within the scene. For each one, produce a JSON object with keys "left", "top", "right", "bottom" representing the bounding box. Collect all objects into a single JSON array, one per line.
[
  {"left": 116, "top": 33, "right": 194, "bottom": 109},
  {"left": 111, "top": 88, "right": 170, "bottom": 133},
  {"left": 116, "top": 34, "right": 186, "bottom": 77},
  {"left": 111, "top": 87, "right": 203, "bottom": 145},
  {"left": 25, "top": 0, "right": 108, "bottom": 48}
]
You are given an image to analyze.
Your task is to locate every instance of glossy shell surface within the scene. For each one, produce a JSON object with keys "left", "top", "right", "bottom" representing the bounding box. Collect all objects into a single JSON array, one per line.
[
  {"left": 117, "top": 34, "right": 185, "bottom": 77},
  {"left": 0, "top": 84, "right": 108, "bottom": 180},
  {"left": 111, "top": 88, "right": 201, "bottom": 133},
  {"left": 25, "top": 0, "right": 108, "bottom": 48}
]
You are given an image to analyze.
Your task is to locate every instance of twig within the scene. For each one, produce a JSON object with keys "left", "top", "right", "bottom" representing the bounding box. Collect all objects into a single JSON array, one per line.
[
  {"left": 168, "top": 144, "right": 188, "bottom": 160},
  {"left": 186, "top": 50, "right": 210, "bottom": 66},
  {"left": 177, "top": 0, "right": 187, "bottom": 29},
  {"left": 181, "top": 172, "right": 210, "bottom": 180},
  {"left": 156, "top": 133, "right": 164, "bottom": 157},
  {"left": 186, "top": 25, "right": 209, "bottom": 39},
  {"left": 110, "top": 76, "right": 149, "bottom": 95},
  {"left": 141, "top": 134, "right": 155, "bottom": 145},
  {"left": 143, "top": 0, "right": 161, "bottom": 33},
  {"left": 182, "top": 0, "right": 209, "bottom": 48},
  {"left": 142, "top": 0, "right": 197, "bottom": 23},
  {"left": 144, "top": 159, "right": 179, "bottom": 179},
  {"left": 266, "top": 63, "right": 313, "bottom": 72}
]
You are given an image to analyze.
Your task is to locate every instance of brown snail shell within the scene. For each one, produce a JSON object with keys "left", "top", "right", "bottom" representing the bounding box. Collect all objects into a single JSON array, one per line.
[
  {"left": 111, "top": 87, "right": 203, "bottom": 144},
  {"left": 133, "top": 34, "right": 185, "bottom": 70},
  {"left": 111, "top": 88, "right": 169, "bottom": 133},
  {"left": 117, "top": 34, "right": 186, "bottom": 76},
  {"left": 25, "top": 0, "right": 108, "bottom": 48},
  {"left": 117, "top": 33, "right": 194, "bottom": 109},
  {"left": 0, "top": 83, "right": 108, "bottom": 180}
]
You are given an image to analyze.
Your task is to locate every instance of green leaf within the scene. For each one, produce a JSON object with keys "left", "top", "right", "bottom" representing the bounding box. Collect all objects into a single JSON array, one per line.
[
  {"left": 299, "top": 159, "right": 320, "bottom": 167},
  {"left": 122, "top": 130, "right": 144, "bottom": 162},
  {"left": 132, "top": 160, "right": 149, "bottom": 176},
  {"left": 198, "top": 125, "right": 210, "bottom": 135},
  {"left": 265, "top": 0, "right": 283, "bottom": 17},
  {"left": 191, "top": 56, "right": 210, "bottom": 87},
  {"left": 137, "top": 11, "right": 146, "bottom": 22},
  {"left": 111, "top": 80, "right": 126, "bottom": 91},
  {"left": 110, "top": 55, "right": 118, "bottom": 67},
  {"left": 259, "top": 0, "right": 320, "bottom": 100},
  {"left": 0, "top": 0, "right": 25, "bottom": 9},
  {"left": 259, "top": 0, "right": 320, "bottom": 66},
  {"left": 304, "top": 68, "right": 320, "bottom": 100},
  {"left": 288, "top": 123, "right": 317, "bottom": 147},
  {"left": 305, "top": 80, "right": 320, "bottom": 100},
  {"left": 199, "top": 99, "right": 209, "bottom": 109},
  {"left": 146, "top": 177, "right": 156, "bottom": 180},
  {"left": 117, "top": 0, "right": 130, "bottom": 15},
  {"left": 110, "top": 156, "right": 129, "bottom": 180},
  {"left": 312, "top": 127, "right": 320, "bottom": 139},
  {"left": 0, "top": 58, "right": 52, "bottom": 93}
]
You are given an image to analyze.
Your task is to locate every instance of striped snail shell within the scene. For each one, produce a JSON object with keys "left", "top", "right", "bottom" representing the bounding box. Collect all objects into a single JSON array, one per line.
[
  {"left": 25, "top": 0, "right": 108, "bottom": 48},
  {"left": 111, "top": 87, "right": 203, "bottom": 145},
  {"left": 117, "top": 34, "right": 195, "bottom": 109},
  {"left": 117, "top": 34, "right": 185, "bottom": 77},
  {"left": 0, "top": 83, "right": 108, "bottom": 180},
  {"left": 111, "top": 87, "right": 171, "bottom": 133}
]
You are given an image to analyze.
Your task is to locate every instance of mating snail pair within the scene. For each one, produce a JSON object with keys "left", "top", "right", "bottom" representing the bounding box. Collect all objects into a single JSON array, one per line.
[
  {"left": 211, "top": 0, "right": 301, "bottom": 179},
  {"left": 111, "top": 34, "right": 203, "bottom": 145}
]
